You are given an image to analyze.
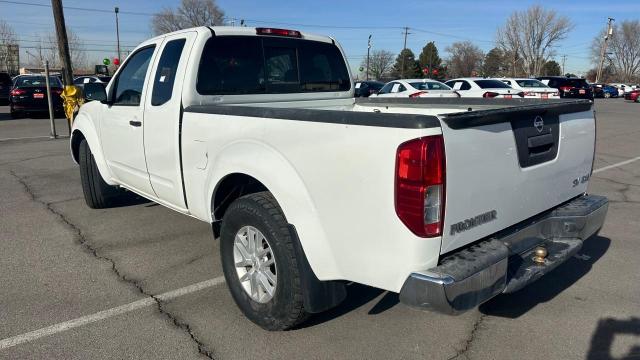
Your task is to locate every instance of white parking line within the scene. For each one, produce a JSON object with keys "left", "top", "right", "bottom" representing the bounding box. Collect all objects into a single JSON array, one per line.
[
  {"left": 0, "top": 135, "right": 69, "bottom": 142},
  {"left": 593, "top": 155, "right": 640, "bottom": 174},
  {"left": 0, "top": 276, "right": 226, "bottom": 351}
]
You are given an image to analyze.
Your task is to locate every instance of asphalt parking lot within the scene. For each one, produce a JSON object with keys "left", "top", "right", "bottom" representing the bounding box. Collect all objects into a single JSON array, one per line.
[{"left": 0, "top": 100, "right": 639, "bottom": 360}]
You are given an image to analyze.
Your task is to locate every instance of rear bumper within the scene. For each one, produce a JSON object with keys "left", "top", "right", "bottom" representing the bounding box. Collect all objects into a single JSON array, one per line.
[{"left": 399, "top": 194, "right": 608, "bottom": 314}]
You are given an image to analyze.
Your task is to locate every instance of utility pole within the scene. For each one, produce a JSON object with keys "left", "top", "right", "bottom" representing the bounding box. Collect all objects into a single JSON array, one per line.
[
  {"left": 561, "top": 55, "right": 567, "bottom": 76},
  {"left": 366, "top": 34, "right": 371, "bottom": 81},
  {"left": 115, "top": 7, "right": 121, "bottom": 66},
  {"left": 596, "top": 17, "right": 614, "bottom": 83},
  {"left": 400, "top": 27, "right": 410, "bottom": 79},
  {"left": 52, "top": 0, "right": 78, "bottom": 133}
]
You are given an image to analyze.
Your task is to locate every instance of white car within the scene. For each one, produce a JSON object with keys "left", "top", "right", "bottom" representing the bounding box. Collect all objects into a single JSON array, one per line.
[
  {"left": 609, "top": 83, "right": 633, "bottom": 96},
  {"left": 71, "top": 26, "right": 607, "bottom": 330},
  {"left": 445, "top": 78, "right": 524, "bottom": 98},
  {"left": 498, "top": 78, "right": 559, "bottom": 99},
  {"left": 372, "top": 79, "right": 459, "bottom": 98}
]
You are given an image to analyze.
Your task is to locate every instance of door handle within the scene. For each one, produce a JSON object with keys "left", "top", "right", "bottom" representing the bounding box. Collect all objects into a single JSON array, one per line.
[{"left": 129, "top": 120, "right": 142, "bottom": 127}]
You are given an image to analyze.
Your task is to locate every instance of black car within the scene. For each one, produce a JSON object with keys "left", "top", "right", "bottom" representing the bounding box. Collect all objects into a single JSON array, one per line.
[
  {"left": 536, "top": 76, "right": 593, "bottom": 99},
  {"left": 354, "top": 80, "right": 385, "bottom": 97},
  {"left": 9, "top": 75, "right": 64, "bottom": 118},
  {"left": 0, "top": 72, "right": 12, "bottom": 105}
]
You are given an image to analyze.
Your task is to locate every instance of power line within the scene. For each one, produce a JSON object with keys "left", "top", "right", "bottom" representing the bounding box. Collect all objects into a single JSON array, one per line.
[{"left": 0, "top": 0, "right": 154, "bottom": 16}]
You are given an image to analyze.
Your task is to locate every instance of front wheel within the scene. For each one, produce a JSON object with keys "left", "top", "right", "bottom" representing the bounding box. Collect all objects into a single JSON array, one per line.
[
  {"left": 78, "top": 139, "right": 131, "bottom": 209},
  {"left": 220, "top": 192, "right": 308, "bottom": 330}
]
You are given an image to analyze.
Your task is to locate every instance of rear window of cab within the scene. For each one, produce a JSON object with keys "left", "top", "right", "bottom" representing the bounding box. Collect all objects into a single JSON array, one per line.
[{"left": 196, "top": 36, "right": 351, "bottom": 95}]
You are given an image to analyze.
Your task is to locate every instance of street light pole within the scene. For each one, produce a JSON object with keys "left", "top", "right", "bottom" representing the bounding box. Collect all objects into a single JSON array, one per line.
[
  {"left": 596, "top": 17, "right": 614, "bottom": 83},
  {"left": 115, "top": 7, "right": 121, "bottom": 66},
  {"left": 366, "top": 34, "right": 371, "bottom": 81}
]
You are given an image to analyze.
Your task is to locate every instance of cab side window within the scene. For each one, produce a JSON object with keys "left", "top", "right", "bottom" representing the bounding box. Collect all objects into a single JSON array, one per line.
[
  {"left": 113, "top": 46, "right": 155, "bottom": 106},
  {"left": 152, "top": 39, "right": 186, "bottom": 106}
]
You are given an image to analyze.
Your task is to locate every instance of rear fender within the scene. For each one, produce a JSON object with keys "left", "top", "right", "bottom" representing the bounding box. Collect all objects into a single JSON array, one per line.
[{"left": 204, "top": 140, "right": 340, "bottom": 280}]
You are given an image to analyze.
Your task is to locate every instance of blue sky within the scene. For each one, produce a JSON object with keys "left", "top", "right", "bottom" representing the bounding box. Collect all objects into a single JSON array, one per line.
[{"left": 3, "top": 0, "right": 640, "bottom": 75}]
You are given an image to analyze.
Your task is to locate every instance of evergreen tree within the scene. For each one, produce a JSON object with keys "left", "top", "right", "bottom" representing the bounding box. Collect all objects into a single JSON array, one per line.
[
  {"left": 418, "top": 42, "right": 442, "bottom": 79},
  {"left": 392, "top": 49, "right": 420, "bottom": 79},
  {"left": 483, "top": 48, "right": 505, "bottom": 77},
  {"left": 541, "top": 60, "right": 562, "bottom": 76}
]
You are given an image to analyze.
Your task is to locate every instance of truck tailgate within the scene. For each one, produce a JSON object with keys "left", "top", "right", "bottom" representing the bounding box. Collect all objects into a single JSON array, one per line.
[{"left": 438, "top": 101, "right": 595, "bottom": 254}]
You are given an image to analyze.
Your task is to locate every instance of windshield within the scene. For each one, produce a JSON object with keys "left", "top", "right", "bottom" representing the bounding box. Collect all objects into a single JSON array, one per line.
[
  {"left": 474, "top": 79, "right": 512, "bottom": 89},
  {"left": 15, "top": 76, "right": 62, "bottom": 88},
  {"left": 409, "top": 81, "right": 452, "bottom": 90},
  {"left": 515, "top": 79, "right": 548, "bottom": 88},
  {"left": 567, "top": 79, "right": 589, "bottom": 88}
]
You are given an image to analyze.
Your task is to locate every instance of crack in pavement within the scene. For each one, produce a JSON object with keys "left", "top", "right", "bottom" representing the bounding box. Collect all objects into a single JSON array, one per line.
[
  {"left": 9, "top": 170, "right": 216, "bottom": 359},
  {"left": 447, "top": 313, "right": 487, "bottom": 360}
]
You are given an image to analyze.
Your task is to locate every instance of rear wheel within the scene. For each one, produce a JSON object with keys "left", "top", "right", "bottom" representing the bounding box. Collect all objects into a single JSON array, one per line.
[
  {"left": 78, "top": 139, "right": 131, "bottom": 209},
  {"left": 9, "top": 105, "right": 21, "bottom": 119},
  {"left": 220, "top": 191, "right": 308, "bottom": 331}
]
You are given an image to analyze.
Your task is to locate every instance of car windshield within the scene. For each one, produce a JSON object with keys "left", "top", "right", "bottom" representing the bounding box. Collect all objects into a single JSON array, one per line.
[
  {"left": 15, "top": 76, "right": 62, "bottom": 87},
  {"left": 566, "top": 79, "right": 589, "bottom": 88},
  {"left": 515, "top": 79, "right": 548, "bottom": 88},
  {"left": 409, "top": 81, "right": 452, "bottom": 90},
  {"left": 474, "top": 79, "right": 512, "bottom": 89}
]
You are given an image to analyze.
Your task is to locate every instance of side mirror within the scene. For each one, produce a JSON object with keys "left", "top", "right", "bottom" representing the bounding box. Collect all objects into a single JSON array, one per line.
[{"left": 83, "top": 82, "right": 107, "bottom": 103}]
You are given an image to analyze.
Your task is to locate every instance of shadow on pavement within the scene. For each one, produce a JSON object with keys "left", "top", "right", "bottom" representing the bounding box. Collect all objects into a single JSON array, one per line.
[
  {"left": 479, "top": 235, "right": 611, "bottom": 318},
  {"left": 103, "top": 192, "right": 151, "bottom": 208},
  {"left": 586, "top": 317, "right": 640, "bottom": 360},
  {"left": 295, "top": 283, "right": 397, "bottom": 329}
]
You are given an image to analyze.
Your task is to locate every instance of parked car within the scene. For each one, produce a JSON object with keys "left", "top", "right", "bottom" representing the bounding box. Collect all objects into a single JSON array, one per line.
[
  {"left": 71, "top": 26, "right": 607, "bottom": 331},
  {"left": 372, "top": 79, "right": 458, "bottom": 98},
  {"left": 609, "top": 83, "right": 633, "bottom": 96},
  {"left": 0, "top": 72, "right": 12, "bottom": 105},
  {"left": 624, "top": 89, "right": 640, "bottom": 102},
  {"left": 593, "top": 84, "right": 619, "bottom": 98},
  {"left": 536, "top": 76, "right": 593, "bottom": 99},
  {"left": 354, "top": 80, "right": 384, "bottom": 97},
  {"left": 499, "top": 78, "right": 559, "bottom": 99},
  {"left": 73, "top": 75, "right": 112, "bottom": 90},
  {"left": 444, "top": 78, "right": 523, "bottom": 98},
  {"left": 9, "top": 74, "right": 64, "bottom": 118}
]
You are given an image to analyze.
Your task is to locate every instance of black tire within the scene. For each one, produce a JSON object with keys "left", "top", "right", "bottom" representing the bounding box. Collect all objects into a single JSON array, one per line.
[
  {"left": 78, "top": 139, "right": 129, "bottom": 209},
  {"left": 220, "top": 191, "right": 308, "bottom": 331},
  {"left": 9, "top": 106, "right": 21, "bottom": 119}
]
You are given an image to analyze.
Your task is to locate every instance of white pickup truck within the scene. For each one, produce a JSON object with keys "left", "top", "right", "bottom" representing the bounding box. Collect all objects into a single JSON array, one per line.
[{"left": 71, "top": 26, "right": 608, "bottom": 330}]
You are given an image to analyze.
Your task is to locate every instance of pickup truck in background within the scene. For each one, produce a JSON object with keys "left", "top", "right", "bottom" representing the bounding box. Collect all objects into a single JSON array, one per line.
[{"left": 71, "top": 26, "right": 608, "bottom": 331}]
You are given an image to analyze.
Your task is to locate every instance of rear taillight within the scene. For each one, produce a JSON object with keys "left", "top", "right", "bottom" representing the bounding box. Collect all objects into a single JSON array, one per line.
[
  {"left": 483, "top": 92, "right": 499, "bottom": 98},
  {"left": 395, "top": 136, "right": 446, "bottom": 237},
  {"left": 10, "top": 89, "right": 26, "bottom": 96},
  {"left": 559, "top": 86, "right": 573, "bottom": 92},
  {"left": 409, "top": 91, "right": 427, "bottom": 98},
  {"left": 256, "top": 27, "right": 302, "bottom": 37}
]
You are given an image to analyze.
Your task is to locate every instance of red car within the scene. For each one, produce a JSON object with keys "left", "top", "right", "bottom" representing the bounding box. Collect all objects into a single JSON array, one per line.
[{"left": 624, "top": 89, "right": 640, "bottom": 102}]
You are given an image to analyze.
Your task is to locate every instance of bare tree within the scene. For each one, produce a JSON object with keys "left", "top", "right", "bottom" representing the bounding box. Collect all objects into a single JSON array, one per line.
[
  {"left": 360, "top": 50, "right": 394, "bottom": 80},
  {"left": 28, "top": 29, "right": 87, "bottom": 69},
  {"left": 152, "top": 0, "right": 225, "bottom": 36},
  {"left": 497, "top": 5, "right": 572, "bottom": 76},
  {"left": 0, "top": 19, "right": 18, "bottom": 73},
  {"left": 590, "top": 20, "right": 640, "bottom": 83},
  {"left": 446, "top": 41, "right": 484, "bottom": 78}
]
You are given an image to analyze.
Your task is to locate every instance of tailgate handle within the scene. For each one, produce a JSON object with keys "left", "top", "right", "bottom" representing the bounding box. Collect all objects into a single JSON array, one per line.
[{"left": 527, "top": 134, "right": 554, "bottom": 154}]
